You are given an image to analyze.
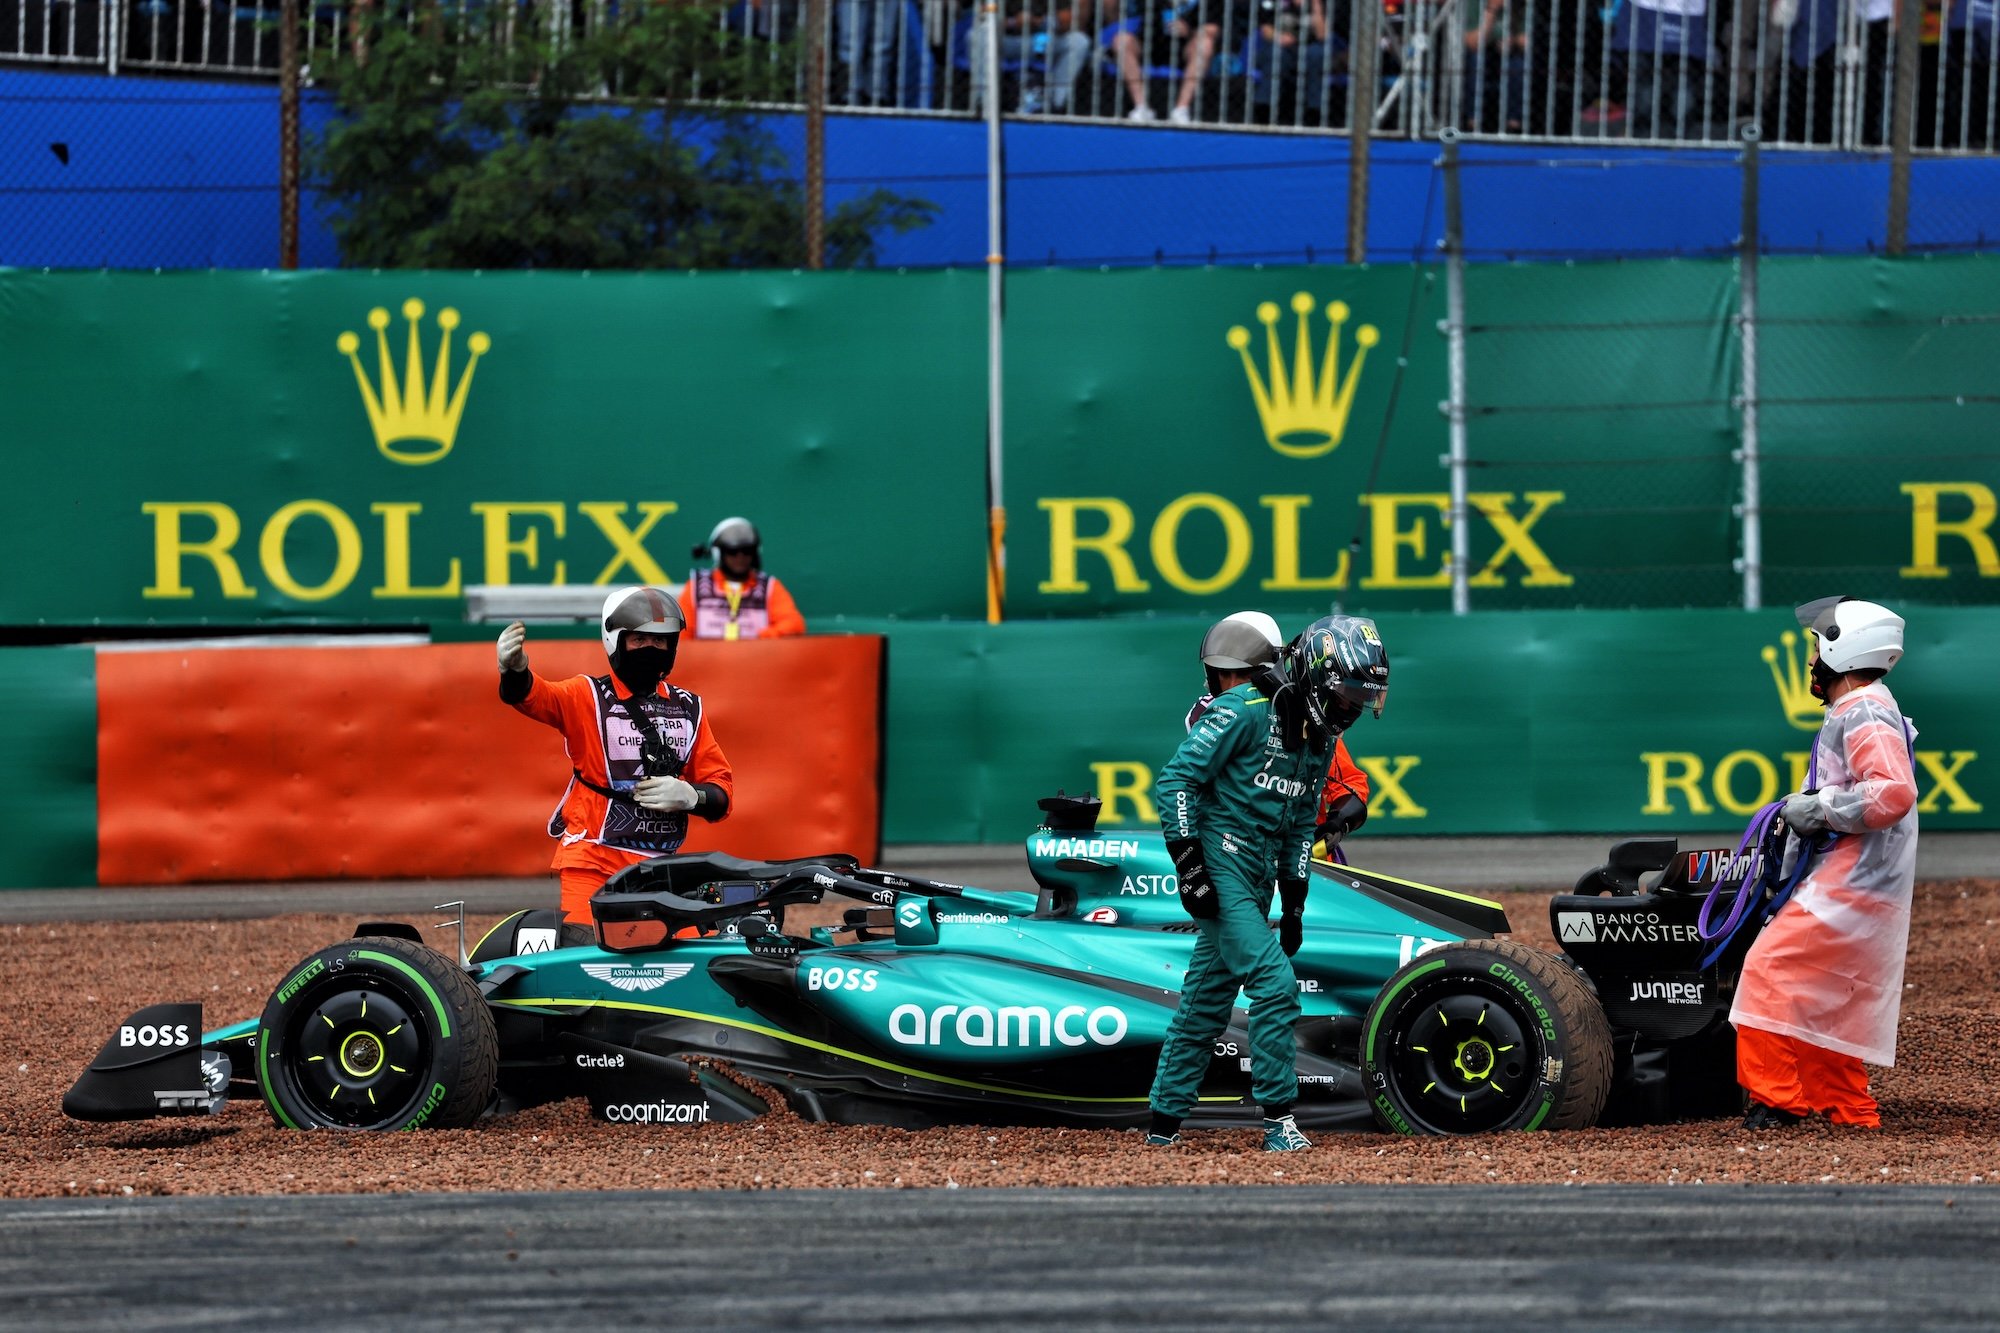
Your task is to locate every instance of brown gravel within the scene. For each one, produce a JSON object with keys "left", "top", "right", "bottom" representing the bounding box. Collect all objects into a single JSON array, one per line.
[{"left": 6, "top": 884, "right": 1997, "bottom": 1197}]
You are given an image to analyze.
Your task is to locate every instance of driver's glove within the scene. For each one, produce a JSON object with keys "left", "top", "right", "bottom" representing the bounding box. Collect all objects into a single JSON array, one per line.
[
  {"left": 1315, "top": 792, "right": 1368, "bottom": 854},
  {"left": 1277, "top": 876, "right": 1308, "bottom": 956},
  {"left": 634, "top": 776, "right": 698, "bottom": 813},
  {"left": 1166, "top": 838, "right": 1220, "bottom": 920}
]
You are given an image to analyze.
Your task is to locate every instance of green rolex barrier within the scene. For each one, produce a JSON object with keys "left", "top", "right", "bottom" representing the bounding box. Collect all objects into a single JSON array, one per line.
[
  {"left": 4, "top": 257, "right": 1998, "bottom": 631},
  {"left": 0, "top": 269, "right": 990, "bottom": 627},
  {"left": 845, "top": 608, "right": 1993, "bottom": 841}
]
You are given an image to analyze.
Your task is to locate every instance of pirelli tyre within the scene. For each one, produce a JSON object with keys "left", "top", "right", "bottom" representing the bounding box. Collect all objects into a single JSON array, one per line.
[
  {"left": 1361, "top": 938, "right": 1612, "bottom": 1135},
  {"left": 255, "top": 936, "right": 498, "bottom": 1131}
]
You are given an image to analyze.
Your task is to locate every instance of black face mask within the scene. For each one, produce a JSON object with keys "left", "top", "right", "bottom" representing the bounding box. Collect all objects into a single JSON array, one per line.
[
  {"left": 1808, "top": 655, "right": 1839, "bottom": 703},
  {"left": 611, "top": 643, "right": 677, "bottom": 694}
]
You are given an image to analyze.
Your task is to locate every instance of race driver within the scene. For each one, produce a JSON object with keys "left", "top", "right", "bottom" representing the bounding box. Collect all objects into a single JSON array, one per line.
[
  {"left": 1732, "top": 596, "right": 1918, "bottom": 1129},
  {"left": 1148, "top": 614, "right": 1390, "bottom": 1152},
  {"left": 1185, "top": 611, "right": 1373, "bottom": 858},
  {"left": 497, "top": 586, "right": 734, "bottom": 925},
  {"left": 677, "top": 517, "right": 806, "bottom": 641}
]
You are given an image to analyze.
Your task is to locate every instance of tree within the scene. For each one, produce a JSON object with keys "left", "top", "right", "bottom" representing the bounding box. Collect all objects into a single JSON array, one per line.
[{"left": 310, "top": 10, "right": 935, "bottom": 269}]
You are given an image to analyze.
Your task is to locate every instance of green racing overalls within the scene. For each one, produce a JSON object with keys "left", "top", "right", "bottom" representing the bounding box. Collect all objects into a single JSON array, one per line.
[{"left": 1149, "top": 681, "right": 1330, "bottom": 1118}]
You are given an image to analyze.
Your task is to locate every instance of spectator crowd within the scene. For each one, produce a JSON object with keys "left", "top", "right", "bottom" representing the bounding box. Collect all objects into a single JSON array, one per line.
[{"left": 725, "top": 0, "right": 1999, "bottom": 145}]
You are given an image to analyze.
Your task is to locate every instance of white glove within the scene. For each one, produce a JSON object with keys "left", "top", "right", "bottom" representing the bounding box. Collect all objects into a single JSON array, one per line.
[
  {"left": 497, "top": 621, "right": 530, "bottom": 674},
  {"left": 1781, "top": 790, "right": 1828, "bottom": 834},
  {"left": 633, "top": 776, "right": 698, "bottom": 813}
]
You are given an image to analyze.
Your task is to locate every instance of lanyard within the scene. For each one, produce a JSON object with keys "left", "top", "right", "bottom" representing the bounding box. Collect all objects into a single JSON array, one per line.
[{"left": 721, "top": 576, "right": 746, "bottom": 641}]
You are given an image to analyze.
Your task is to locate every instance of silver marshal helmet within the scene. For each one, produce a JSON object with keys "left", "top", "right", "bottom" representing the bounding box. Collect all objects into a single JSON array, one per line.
[
  {"left": 1199, "top": 610, "right": 1283, "bottom": 671},
  {"left": 601, "top": 585, "right": 685, "bottom": 693},
  {"left": 600, "top": 585, "right": 684, "bottom": 656},
  {"left": 698, "top": 517, "right": 761, "bottom": 571},
  {"left": 1288, "top": 614, "right": 1390, "bottom": 733}
]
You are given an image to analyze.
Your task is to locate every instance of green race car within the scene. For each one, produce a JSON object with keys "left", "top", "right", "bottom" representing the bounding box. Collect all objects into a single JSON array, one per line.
[{"left": 66, "top": 795, "right": 1755, "bottom": 1135}]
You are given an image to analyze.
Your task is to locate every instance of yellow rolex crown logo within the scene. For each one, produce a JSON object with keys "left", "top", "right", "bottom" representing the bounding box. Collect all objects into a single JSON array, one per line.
[
  {"left": 336, "top": 298, "right": 490, "bottom": 466},
  {"left": 1227, "top": 292, "right": 1380, "bottom": 460},
  {"left": 1761, "top": 629, "right": 1823, "bottom": 731}
]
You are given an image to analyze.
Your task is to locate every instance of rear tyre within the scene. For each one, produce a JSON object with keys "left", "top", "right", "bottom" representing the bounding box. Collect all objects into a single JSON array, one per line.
[
  {"left": 1361, "top": 938, "right": 1612, "bottom": 1135},
  {"left": 256, "top": 936, "right": 497, "bottom": 1130}
]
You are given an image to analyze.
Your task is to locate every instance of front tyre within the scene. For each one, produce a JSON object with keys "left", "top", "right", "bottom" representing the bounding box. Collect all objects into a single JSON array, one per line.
[
  {"left": 256, "top": 936, "right": 497, "bottom": 1130},
  {"left": 1362, "top": 939, "right": 1611, "bottom": 1135}
]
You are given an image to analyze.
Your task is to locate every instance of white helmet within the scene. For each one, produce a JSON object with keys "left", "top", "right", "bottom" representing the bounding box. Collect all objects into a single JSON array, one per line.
[
  {"left": 1199, "top": 610, "right": 1283, "bottom": 670},
  {"left": 1796, "top": 596, "right": 1904, "bottom": 675}
]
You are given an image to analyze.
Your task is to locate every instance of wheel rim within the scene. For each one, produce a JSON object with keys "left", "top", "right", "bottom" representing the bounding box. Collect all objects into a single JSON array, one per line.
[
  {"left": 279, "top": 981, "right": 431, "bottom": 1128},
  {"left": 1385, "top": 979, "right": 1538, "bottom": 1134}
]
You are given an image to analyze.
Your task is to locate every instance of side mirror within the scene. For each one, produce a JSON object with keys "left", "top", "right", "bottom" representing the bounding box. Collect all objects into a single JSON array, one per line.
[{"left": 1036, "top": 791, "right": 1103, "bottom": 832}]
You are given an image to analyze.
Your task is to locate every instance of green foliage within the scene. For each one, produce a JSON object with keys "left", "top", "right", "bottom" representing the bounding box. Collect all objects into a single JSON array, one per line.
[{"left": 309, "top": 9, "right": 936, "bottom": 269}]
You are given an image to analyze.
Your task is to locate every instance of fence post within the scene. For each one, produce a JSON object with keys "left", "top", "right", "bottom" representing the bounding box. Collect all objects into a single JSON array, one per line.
[
  {"left": 984, "top": 0, "right": 1006, "bottom": 622},
  {"left": 279, "top": 0, "right": 300, "bottom": 270},
  {"left": 1885, "top": 0, "right": 1921, "bottom": 252},
  {"left": 107, "top": 0, "right": 120, "bottom": 77},
  {"left": 805, "top": 0, "right": 827, "bottom": 269},
  {"left": 1736, "top": 123, "right": 1762, "bottom": 610},
  {"left": 1347, "top": 0, "right": 1378, "bottom": 263},
  {"left": 1440, "top": 130, "right": 1469, "bottom": 615}
]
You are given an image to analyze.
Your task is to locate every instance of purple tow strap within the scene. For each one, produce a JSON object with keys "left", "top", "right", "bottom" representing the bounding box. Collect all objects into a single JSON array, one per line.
[
  {"left": 1696, "top": 744, "right": 1828, "bottom": 971},
  {"left": 1695, "top": 798, "right": 1785, "bottom": 967}
]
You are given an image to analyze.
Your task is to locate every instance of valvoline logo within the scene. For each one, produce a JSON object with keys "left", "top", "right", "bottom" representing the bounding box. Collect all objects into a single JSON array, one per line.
[{"left": 1684, "top": 849, "right": 1758, "bottom": 883}]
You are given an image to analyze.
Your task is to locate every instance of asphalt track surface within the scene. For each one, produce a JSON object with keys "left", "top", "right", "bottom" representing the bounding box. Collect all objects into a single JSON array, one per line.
[
  {"left": 6, "top": 832, "right": 1998, "bottom": 923},
  {"left": 4, "top": 1186, "right": 1998, "bottom": 1331}
]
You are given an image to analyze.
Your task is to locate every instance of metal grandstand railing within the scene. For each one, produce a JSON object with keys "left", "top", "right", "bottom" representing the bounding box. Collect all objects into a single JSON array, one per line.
[{"left": 3, "top": 0, "right": 1995, "bottom": 150}]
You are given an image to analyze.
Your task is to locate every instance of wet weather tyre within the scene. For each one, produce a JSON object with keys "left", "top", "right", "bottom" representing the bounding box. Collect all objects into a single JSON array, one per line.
[
  {"left": 1361, "top": 938, "right": 1612, "bottom": 1135},
  {"left": 255, "top": 936, "right": 498, "bottom": 1131}
]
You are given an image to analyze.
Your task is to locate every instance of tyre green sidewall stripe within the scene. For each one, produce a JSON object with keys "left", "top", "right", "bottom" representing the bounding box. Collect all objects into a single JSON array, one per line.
[
  {"left": 356, "top": 949, "right": 451, "bottom": 1039},
  {"left": 1525, "top": 1098, "right": 1552, "bottom": 1132},
  {"left": 1364, "top": 960, "right": 1445, "bottom": 1059},
  {"left": 258, "top": 1026, "right": 302, "bottom": 1130}
]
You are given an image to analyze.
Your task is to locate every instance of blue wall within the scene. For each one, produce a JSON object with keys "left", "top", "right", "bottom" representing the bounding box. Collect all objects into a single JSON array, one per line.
[{"left": 4, "top": 66, "right": 1998, "bottom": 270}]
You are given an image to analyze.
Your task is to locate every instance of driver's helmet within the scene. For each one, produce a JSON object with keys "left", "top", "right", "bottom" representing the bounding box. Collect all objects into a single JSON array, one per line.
[
  {"left": 1287, "top": 614, "right": 1389, "bottom": 733},
  {"left": 1199, "top": 610, "right": 1283, "bottom": 670},
  {"left": 1795, "top": 595, "right": 1904, "bottom": 676},
  {"left": 705, "top": 517, "right": 761, "bottom": 571},
  {"left": 600, "top": 585, "right": 684, "bottom": 657}
]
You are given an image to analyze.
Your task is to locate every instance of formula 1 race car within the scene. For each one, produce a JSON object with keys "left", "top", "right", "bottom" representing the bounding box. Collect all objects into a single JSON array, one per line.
[{"left": 65, "top": 795, "right": 1762, "bottom": 1136}]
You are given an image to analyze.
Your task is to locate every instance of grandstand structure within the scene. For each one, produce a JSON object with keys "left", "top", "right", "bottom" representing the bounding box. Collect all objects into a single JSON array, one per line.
[{"left": 4, "top": 0, "right": 1998, "bottom": 153}]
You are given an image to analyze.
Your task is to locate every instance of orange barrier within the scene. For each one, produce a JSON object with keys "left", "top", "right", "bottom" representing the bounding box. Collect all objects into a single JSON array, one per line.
[{"left": 96, "top": 637, "right": 883, "bottom": 885}]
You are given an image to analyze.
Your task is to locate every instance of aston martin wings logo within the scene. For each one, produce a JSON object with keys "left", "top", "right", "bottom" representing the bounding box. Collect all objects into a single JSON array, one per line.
[{"left": 581, "top": 962, "right": 694, "bottom": 993}]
